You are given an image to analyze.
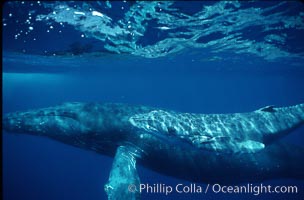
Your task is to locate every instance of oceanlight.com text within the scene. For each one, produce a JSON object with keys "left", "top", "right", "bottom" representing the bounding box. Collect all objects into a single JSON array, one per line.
[{"left": 129, "top": 183, "right": 298, "bottom": 196}]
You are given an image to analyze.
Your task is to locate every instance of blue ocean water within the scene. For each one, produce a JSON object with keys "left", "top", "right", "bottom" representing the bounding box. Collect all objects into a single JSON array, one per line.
[{"left": 2, "top": 1, "right": 304, "bottom": 200}]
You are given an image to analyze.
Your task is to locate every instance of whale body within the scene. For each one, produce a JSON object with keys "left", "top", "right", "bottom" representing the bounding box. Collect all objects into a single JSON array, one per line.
[{"left": 3, "top": 102, "right": 304, "bottom": 199}]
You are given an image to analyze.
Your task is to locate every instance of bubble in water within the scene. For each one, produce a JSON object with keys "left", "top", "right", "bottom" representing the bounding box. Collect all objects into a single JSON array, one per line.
[{"left": 29, "top": 26, "right": 34, "bottom": 30}]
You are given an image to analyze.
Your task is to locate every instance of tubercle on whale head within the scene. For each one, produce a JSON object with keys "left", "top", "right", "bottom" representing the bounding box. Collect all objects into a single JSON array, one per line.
[{"left": 2, "top": 103, "right": 92, "bottom": 137}]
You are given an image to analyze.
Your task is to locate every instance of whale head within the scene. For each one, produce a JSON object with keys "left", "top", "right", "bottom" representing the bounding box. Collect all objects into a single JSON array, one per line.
[{"left": 3, "top": 102, "right": 93, "bottom": 137}]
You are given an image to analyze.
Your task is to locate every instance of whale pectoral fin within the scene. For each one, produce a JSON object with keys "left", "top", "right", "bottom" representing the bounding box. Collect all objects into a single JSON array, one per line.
[
  {"left": 233, "top": 140, "right": 265, "bottom": 153},
  {"left": 104, "top": 146, "right": 141, "bottom": 200},
  {"left": 192, "top": 136, "right": 265, "bottom": 153}
]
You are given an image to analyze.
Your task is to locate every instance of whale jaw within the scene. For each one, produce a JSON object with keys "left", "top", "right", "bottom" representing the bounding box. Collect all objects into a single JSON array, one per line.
[{"left": 3, "top": 104, "right": 90, "bottom": 137}]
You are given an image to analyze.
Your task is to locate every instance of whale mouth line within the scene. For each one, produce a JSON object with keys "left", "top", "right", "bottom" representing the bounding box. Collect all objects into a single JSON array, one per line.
[
  {"left": 43, "top": 114, "right": 78, "bottom": 121},
  {"left": 4, "top": 113, "right": 78, "bottom": 120},
  {"left": 3, "top": 114, "right": 81, "bottom": 128}
]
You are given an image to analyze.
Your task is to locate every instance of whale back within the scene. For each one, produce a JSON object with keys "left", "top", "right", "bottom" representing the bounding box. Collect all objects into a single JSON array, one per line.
[{"left": 129, "top": 103, "right": 304, "bottom": 153}]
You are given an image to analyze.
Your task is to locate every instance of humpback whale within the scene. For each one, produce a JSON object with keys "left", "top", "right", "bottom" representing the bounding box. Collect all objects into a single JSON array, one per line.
[{"left": 3, "top": 102, "right": 304, "bottom": 199}]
